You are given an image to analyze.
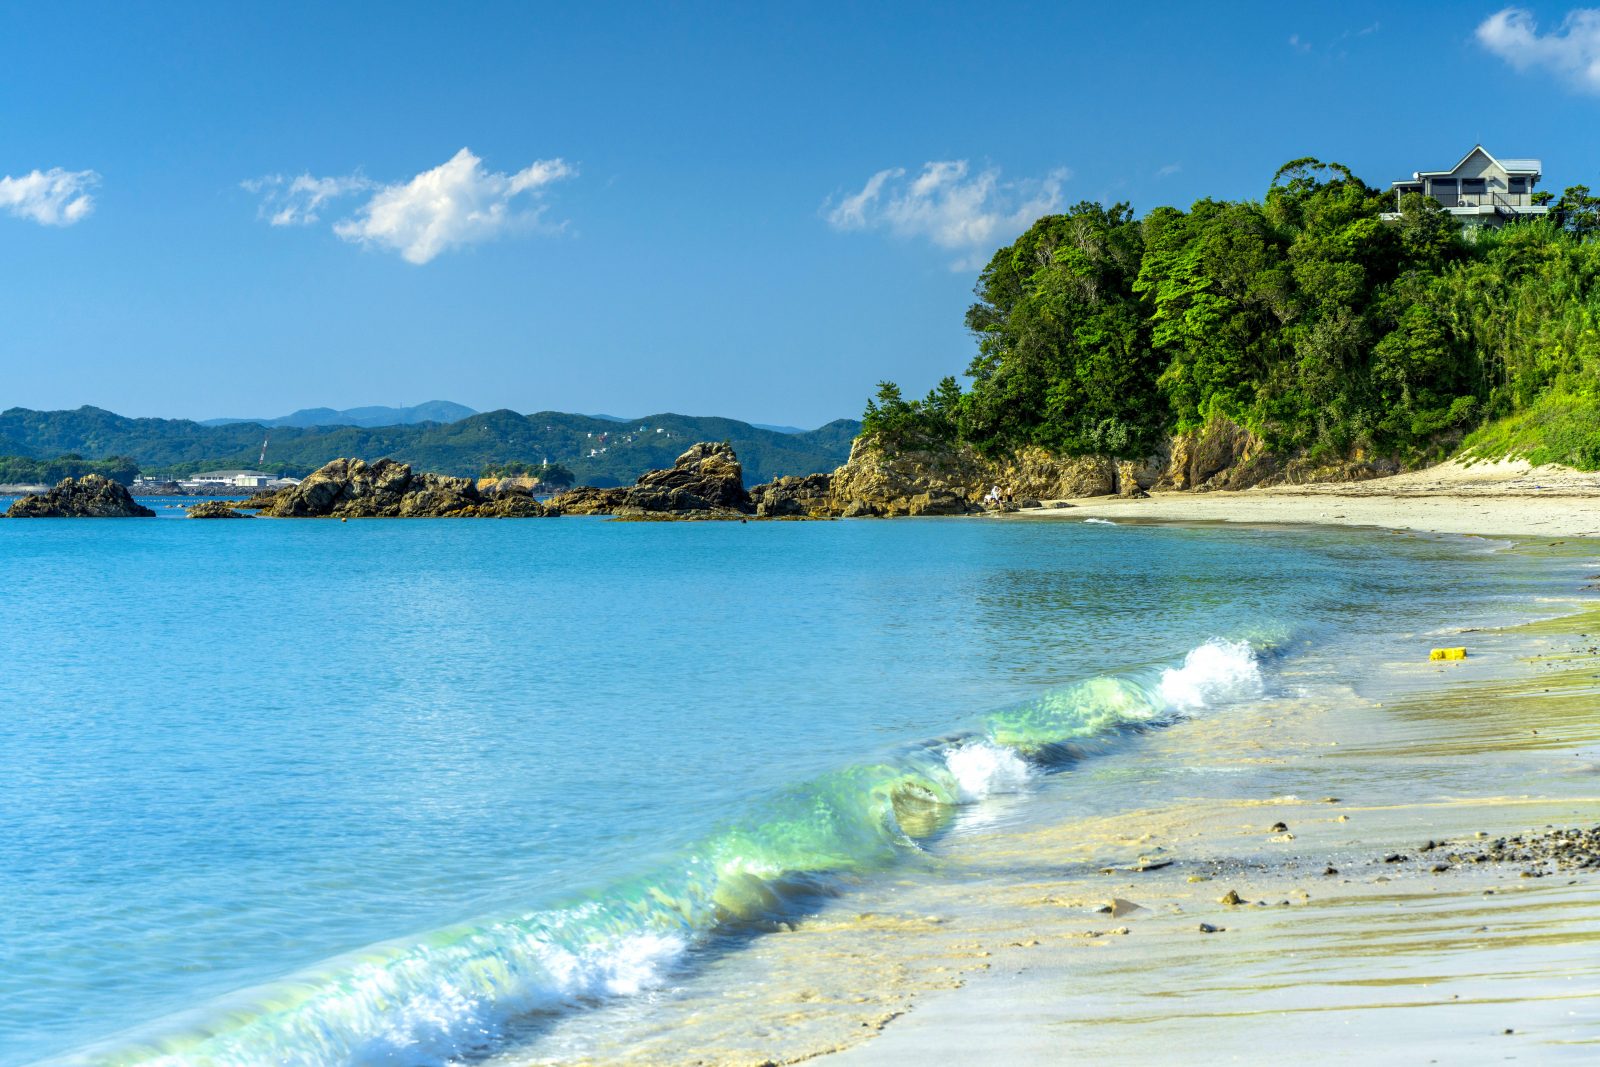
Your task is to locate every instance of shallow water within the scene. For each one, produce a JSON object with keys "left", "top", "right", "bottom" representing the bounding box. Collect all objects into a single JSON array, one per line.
[{"left": 0, "top": 515, "right": 1562, "bottom": 1065}]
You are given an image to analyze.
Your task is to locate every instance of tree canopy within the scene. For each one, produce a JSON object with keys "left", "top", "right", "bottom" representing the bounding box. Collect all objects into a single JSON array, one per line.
[{"left": 865, "top": 159, "right": 1600, "bottom": 470}]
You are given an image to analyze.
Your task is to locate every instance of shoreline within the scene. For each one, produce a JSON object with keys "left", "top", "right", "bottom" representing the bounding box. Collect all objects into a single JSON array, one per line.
[
  {"left": 813, "top": 547, "right": 1600, "bottom": 1065},
  {"left": 1010, "top": 458, "right": 1600, "bottom": 538}
]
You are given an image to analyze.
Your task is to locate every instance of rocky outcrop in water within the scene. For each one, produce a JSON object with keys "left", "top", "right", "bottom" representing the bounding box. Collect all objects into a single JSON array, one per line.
[
  {"left": 748, "top": 473, "right": 835, "bottom": 518},
  {"left": 255, "top": 458, "right": 559, "bottom": 518},
  {"left": 188, "top": 500, "right": 252, "bottom": 518},
  {"left": 6, "top": 475, "right": 156, "bottom": 518},
  {"left": 550, "top": 442, "right": 753, "bottom": 519}
]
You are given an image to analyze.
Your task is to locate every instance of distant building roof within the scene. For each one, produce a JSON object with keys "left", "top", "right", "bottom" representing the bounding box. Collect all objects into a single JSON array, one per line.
[
  {"left": 190, "top": 469, "right": 272, "bottom": 479},
  {"left": 1408, "top": 145, "right": 1541, "bottom": 181}
]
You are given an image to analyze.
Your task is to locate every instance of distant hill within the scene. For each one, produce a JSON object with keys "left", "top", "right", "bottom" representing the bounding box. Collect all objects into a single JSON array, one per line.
[
  {"left": 201, "top": 401, "right": 477, "bottom": 429},
  {"left": 0, "top": 406, "right": 861, "bottom": 486}
]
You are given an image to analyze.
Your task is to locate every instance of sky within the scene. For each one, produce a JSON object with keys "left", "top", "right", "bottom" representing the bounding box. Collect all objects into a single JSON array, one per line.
[{"left": 4, "top": 2, "right": 1600, "bottom": 428}]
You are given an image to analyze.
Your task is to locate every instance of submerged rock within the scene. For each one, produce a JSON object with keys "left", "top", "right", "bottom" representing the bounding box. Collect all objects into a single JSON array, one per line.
[
  {"left": 188, "top": 500, "right": 252, "bottom": 518},
  {"left": 6, "top": 475, "right": 156, "bottom": 518}
]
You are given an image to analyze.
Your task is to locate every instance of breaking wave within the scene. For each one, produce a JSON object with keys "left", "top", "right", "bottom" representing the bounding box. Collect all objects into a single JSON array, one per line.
[{"left": 54, "top": 638, "right": 1267, "bottom": 1067}]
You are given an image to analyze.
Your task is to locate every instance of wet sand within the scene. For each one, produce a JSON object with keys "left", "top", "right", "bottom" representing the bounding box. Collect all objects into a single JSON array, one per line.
[
  {"left": 820, "top": 594, "right": 1600, "bottom": 1064},
  {"left": 1018, "top": 459, "right": 1600, "bottom": 537}
]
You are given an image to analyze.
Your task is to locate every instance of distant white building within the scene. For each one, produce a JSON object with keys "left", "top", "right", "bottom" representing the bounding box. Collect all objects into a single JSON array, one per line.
[
  {"left": 1382, "top": 145, "right": 1548, "bottom": 228},
  {"left": 186, "top": 469, "right": 276, "bottom": 489}
]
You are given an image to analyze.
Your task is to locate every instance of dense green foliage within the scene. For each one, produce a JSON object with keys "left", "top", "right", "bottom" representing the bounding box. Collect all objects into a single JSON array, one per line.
[
  {"left": 865, "top": 160, "right": 1600, "bottom": 469},
  {"left": 0, "top": 453, "right": 139, "bottom": 486},
  {"left": 0, "top": 407, "right": 859, "bottom": 486}
]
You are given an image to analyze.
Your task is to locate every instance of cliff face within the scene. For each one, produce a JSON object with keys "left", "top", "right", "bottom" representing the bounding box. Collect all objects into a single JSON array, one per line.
[{"left": 752, "top": 419, "right": 1406, "bottom": 518}]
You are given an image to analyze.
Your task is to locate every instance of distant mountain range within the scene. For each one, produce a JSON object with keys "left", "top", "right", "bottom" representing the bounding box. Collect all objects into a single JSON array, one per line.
[
  {"left": 0, "top": 406, "right": 861, "bottom": 487},
  {"left": 201, "top": 401, "right": 479, "bottom": 429}
]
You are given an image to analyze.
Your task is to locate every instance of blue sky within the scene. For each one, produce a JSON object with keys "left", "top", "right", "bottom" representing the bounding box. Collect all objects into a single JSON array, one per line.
[{"left": 3, "top": 2, "right": 1599, "bottom": 428}]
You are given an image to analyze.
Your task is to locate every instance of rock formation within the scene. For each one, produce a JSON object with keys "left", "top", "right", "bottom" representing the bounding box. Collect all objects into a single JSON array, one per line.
[
  {"left": 5, "top": 475, "right": 156, "bottom": 518},
  {"left": 254, "top": 458, "right": 559, "bottom": 518},
  {"left": 747, "top": 473, "right": 835, "bottom": 518},
  {"left": 188, "top": 500, "right": 252, "bottom": 518},
  {"left": 550, "top": 442, "right": 753, "bottom": 519}
]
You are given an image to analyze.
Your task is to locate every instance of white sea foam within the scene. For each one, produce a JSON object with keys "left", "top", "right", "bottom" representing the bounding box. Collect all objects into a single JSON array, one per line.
[
  {"left": 945, "top": 741, "right": 1031, "bottom": 801},
  {"left": 1156, "top": 638, "right": 1262, "bottom": 712},
  {"left": 1083, "top": 517, "right": 1116, "bottom": 525}
]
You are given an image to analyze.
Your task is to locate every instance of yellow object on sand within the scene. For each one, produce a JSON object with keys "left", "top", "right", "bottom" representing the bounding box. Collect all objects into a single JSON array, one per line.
[{"left": 1429, "top": 647, "right": 1467, "bottom": 661}]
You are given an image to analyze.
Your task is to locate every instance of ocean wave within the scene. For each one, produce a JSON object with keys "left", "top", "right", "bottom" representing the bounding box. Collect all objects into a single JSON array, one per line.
[{"left": 54, "top": 638, "right": 1266, "bottom": 1067}]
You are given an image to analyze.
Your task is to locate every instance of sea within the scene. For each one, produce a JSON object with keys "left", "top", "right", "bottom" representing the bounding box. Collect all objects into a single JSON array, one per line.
[{"left": 0, "top": 505, "right": 1568, "bottom": 1065}]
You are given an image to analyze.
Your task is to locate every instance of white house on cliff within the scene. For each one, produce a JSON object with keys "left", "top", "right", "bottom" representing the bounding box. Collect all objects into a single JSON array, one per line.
[{"left": 1383, "top": 145, "right": 1547, "bottom": 228}]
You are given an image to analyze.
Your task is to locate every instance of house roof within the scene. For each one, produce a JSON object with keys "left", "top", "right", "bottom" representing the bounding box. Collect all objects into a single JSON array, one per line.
[
  {"left": 191, "top": 469, "right": 272, "bottom": 479},
  {"left": 1412, "top": 144, "right": 1541, "bottom": 180}
]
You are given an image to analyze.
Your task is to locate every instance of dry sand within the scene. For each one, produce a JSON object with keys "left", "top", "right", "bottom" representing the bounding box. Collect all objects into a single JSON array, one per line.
[{"left": 1017, "top": 458, "right": 1600, "bottom": 537}]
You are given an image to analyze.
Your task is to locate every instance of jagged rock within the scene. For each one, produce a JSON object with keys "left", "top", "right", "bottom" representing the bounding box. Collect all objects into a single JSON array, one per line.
[
  {"left": 549, "top": 486, "right": 633, "bottom": 515},
  {"left": 188, "top": 500, "right": 251, "bottom": 518},
  {"left": 548, "top": 442, "right": 753, "bottom": 519},
  {"left": 258, "top": 458, "right": 557, "bottom": 518},
  {"left": 633, "top": 441, "right": 749, "bottom": 510},
  {"left": 748, "top": 473, "right": 835, "bottom": 517},
  {"left": 6, "top": 475, "right": 156, "bottom": 518}
]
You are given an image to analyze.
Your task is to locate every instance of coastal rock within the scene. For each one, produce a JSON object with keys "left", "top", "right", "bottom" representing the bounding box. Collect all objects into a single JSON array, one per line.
[
  {"left": 234, "top": 489, "right": 284, "bottom": 510},
  {"left": 6, "top": 475, "right": 156, "bottom": 518},
  {"left": 749, "top": 473, "right": 835, "bottom": 518},
  {"left": 548, "top": 442, "right": 753, "bottom": 519},
  {"left": 822, "top": 438, "right": 1127, "bottom": 516},
  {"left": 258, "top": 458, "right": 558, "bottom": 518},
  {"left": 188, "top": 500, "right": 251, "bottom": 518}
]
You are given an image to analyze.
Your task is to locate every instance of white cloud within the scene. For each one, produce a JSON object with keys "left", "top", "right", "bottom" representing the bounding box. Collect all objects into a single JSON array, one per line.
[
  {"left": 0, "top": 167, "right": 99, "bottom": 226},
  {"left": 1288, "top": 33, "right": 1312, "bottom": 53},
  {"left": 1477, "top": 6, "right": 1600, "bottom": 92},
  {"left": 333, "top": 149, "right": 575, "bottom": 264},
  {"left": 245, "top": 148, "right": 576, "bottom": 264},
  {"left": 824, "top": 160, "right": 1067, "bottom": 269},
  {"left": 242, "top": 173, "right": 377, "bottom": 226},
  {"left": 1156, "top": 163, "right": 1183, "bottom": 179}
]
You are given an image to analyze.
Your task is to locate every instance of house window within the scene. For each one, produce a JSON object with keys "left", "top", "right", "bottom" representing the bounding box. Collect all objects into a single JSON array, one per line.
[
  {"left": 1508, "top": 177, "right": 1528, "bottom": 193},
  {"left": 1430, "top": 178, "right": 1457, "bottom": 191},
  {"left": 1460, "top": 178, "right": 1486, "bottom": 195}
]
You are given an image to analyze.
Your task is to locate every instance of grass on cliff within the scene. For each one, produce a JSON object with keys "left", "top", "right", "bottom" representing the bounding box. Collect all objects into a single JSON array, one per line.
[{"left": 1459, "top": 391, "right": 1600, "bottom": 470}]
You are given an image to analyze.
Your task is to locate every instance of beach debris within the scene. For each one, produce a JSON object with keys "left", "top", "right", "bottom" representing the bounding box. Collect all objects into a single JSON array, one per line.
[
  {"left": 1197, "top": 922, "right": 1224, "bottom": 933},
  {"left": 1101, "top": 858, "right": 1173, "bottom": 874},
  {"left": 1094, "top": 898, "right": 1146, "bottom": 918},
  {"left": 1323, "top": 866, "right": 1339, "bottom": 875},
  {"left": 1429, "top": 647, "right": 1468, "bottom": 661},
  {"left": 1322, "top": 797, "right": 1341, "bottom": 803},
  {"left": 1382, "top": 853, "right": 1407, "bottom": 863},
  {"left": 1218, "top": 889, "right": 1244, "bottom": 905},
  {"left": 1269, "top": 822, "right": 1289, "bottom": 833}
]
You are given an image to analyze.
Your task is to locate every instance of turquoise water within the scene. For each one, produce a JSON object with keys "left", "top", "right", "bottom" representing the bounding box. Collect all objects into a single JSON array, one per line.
[{"left": 0, "top": 513, "right": 1551, "bottom": 1065}]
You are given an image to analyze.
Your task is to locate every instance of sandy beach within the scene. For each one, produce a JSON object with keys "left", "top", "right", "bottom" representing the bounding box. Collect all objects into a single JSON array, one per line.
[
  {"left": 1017, "top": 458, "right": 1600, "bottom": 538},
  {"left": 810, "top": 487, "right": 1600, "bottom": 1066}
]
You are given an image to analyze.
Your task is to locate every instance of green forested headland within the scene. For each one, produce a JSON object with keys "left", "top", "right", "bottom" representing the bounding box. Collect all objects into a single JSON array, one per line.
[
  {"left": 0, "top": 454, "right": 140, "bottom": 486},
  {"left": 864, "top": 159, "right": 1600, "bottom": 470},
  {"left": 0, "top": 407, "right": 860, "bottom": 486}
]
